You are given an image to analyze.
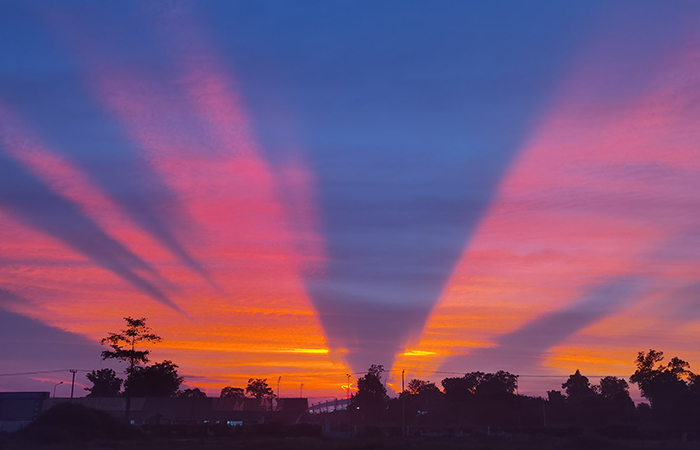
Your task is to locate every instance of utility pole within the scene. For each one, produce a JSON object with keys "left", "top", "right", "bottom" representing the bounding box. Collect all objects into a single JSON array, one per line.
[
  {"left": 542, "top": 398, "right": 547, "bottom": 428},
  {"left": 401, "top": 369, "right": 406, "bottom": 438},
  {"left": 277, "top": 376, "right": 281, "bottom": 399},
  {"left": 515, "top": 375, "right": 520, "bottom": 428},
  {"left": 69, "top": 369, "right": 77, "bottom": 399},
  {"left": 346, "top": 373, "right": 351, "bottom": 403},
  {"left": 300, "top": 383, "right": 304, "bottom": 398}
]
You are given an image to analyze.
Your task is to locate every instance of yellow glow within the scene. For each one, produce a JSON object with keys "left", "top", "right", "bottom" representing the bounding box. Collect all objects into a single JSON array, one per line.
[
  {"left": 402, "top": 350, "right": 436, "bottom": 356},
  {"left": 279, "top": 348, "right": 330, "bottom": 354}
]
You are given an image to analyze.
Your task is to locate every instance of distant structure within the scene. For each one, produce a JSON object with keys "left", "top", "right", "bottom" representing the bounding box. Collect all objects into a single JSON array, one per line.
[
  {"left": 2, "top": 394, "right": 310, "bottom": 428},
  {"left": 308, "top": 398, "right": 350, "bottom": 413},
  {"left": 0, "top": 392, "right": 49, "bottom": 432}
]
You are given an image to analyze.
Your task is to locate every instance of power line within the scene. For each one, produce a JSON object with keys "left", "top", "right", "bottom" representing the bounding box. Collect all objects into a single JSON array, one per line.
[
  {"left": 518, "top": 374, "right": 630, "bottom": 378},
  {"left": 389, "top": 368, "right": 631, "bottom": 378},
  {"left": 0, "top": 367, "right": 631, "bottom": 380},
  {"left": 0, "top": 369, "right": 91, "bottom": 377}
]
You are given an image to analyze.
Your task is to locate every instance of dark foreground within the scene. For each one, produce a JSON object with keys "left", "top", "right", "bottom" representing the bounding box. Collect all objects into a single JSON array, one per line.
[
  {"left": 6, "top": 404, "right": 700, "bottom": 449},
  {"left": 5, "top": 435, "right": 700, "bottom": 450}
]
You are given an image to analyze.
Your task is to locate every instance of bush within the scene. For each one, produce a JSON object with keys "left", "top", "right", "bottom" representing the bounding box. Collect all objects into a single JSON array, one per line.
[{"left": 19, "top": 402, "right": 140, "bottom": 442}]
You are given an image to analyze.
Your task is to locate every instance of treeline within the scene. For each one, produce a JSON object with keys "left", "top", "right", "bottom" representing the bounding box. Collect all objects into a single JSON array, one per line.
[
  {"left": 84, "top": 316, "right": 278, "bottom": 401},
  {"left": 85, "top": 366, "right": 277, "bottom": 400},
  {"left": 348, "top": 350, "right": 700, "bottom": 432},
  {"left": 87, "top": 317, "right": 700, "bottom": 432}
]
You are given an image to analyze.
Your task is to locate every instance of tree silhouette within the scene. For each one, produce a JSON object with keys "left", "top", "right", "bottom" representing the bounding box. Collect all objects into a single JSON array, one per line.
[
  {"left": 220, "top": 386, "right": 245, "bottom": 398},
  {"left": 352, "top": 365, "right": 388, "bottom": 424},
  {"left": 84, "top": 368, "right": 122, "bottom": 397},
  {"left": 597, "top": 376, "right": 631, "bottom": 401},
  {"left": 630, "top": 349, "right": 694, "bottom": 425},
  {"left": 124, "top": 360, "right": 183, "bottom": 397},
  {"left": 630, "top": 350, "right": 693, "bottom": 404},
  {"left": 101, "top": 317, "right": 162, "bottom": 371},
  {"left": 246, "top": 378, "right": 275, "bottom": 399},
  {"left": 562, "top": 369, "right": 596, "bottom": 402},
  {"left": 176, "top": 387, "right": 207, "bottom": 398},
  {"left": 560, "top": 369, "right": 599, "bottom": 425},
  {"left": 441, "top": 371, "right": 517, "bottom": 404},
  {"left": 402, "top": 379, "right": 444, "bottom": 420},
  {"left": 100, "top": 317, "right": 162, "bottom": 420},
  {"left": 596, "top": 376, "right": 634, "bottom": 423},
  {"left": 547, "top": 390, "right": 565, "bottom": 403},
  {"left": 476, "top": 371, "right": 518, "bottom": 398},
  {"left": 630, "top": 349, "right": 665, "bottom": 390},
  {"left": 442, "top": 372, "right": 483, "bottom": 404},
  {"left": 406, "top": 379, "right": 439, "bottom": 396}
]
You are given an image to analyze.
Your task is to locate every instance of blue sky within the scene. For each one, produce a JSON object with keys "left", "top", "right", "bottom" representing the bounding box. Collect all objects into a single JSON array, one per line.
[{"left": 1, "top": 1, "right": 699, "bottom": 397}]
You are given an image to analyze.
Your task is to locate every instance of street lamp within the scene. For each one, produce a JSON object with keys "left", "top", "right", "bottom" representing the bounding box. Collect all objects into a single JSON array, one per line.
[{"left": 53, "top": 381, "right": 64, "bottom": 398}]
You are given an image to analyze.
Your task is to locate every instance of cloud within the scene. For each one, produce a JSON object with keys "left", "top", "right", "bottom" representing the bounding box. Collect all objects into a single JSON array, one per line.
[
  {"left": 2, "top": 5, "right": 209, "bottom": 283},
  {"left": 439, "top": 277, "right": 643, "bottom": 375},
  {"left": 293, "top": 2, "right": 594, "bottom": 370},
  {"left": 0, "top": 287, "right": 29, "bottom": 310},
  {"left": 0, "top": 302, "right": 104, "bottom": 391},
  {"left": 0, "top": 148, "right": 181, "bottom": 312}
]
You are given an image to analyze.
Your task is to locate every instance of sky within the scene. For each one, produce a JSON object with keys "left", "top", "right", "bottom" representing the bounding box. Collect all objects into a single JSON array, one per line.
[{"left": 1, "top": 0, "right": 699, "bottom": 400}]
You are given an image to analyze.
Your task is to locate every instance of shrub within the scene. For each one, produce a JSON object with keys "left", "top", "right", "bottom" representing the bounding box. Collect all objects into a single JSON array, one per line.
[{"left": 19, "top": 402, "right": 140, "bottom": 442}]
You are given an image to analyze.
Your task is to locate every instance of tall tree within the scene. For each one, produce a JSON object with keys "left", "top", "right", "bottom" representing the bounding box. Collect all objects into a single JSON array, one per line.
[
  {"left": 596, "top": 376, "right": 634, "bottom": 423},
  {"left": 101, "top": 317, "right": 162, "bottom": 371},
  {"left": 630, "top": 349, "right": 694, "bottom": 425},
  {"left": 630, "top": 350, "right": 693, "bottom": 405},
  {"left": 84, "top": 368, "right": 122, "bottom": 397},
  {"left": 562, "top": 370, "right": 595, "bottom": 402},
  {"left": 352, "top": 364, "right": 388, "bottom": 423},
  {"left": 100, "top": 317, "right": 162, "bottom": 420}
]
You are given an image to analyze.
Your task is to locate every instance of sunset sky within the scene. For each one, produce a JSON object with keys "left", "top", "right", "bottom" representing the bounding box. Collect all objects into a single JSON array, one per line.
[{"left": 1, "top": 1, "right": 699, "bottom": 401}]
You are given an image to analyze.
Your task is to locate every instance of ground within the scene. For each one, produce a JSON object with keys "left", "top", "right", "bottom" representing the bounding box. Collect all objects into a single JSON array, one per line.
[{"left": 5, "top": 435, "right": 700, "bottom": 450}]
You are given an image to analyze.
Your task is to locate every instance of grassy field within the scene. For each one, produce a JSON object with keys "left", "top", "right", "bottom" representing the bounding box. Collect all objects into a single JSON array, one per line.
[{"left": 5, "top": 435, "right": 700, "bottom": 450}]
